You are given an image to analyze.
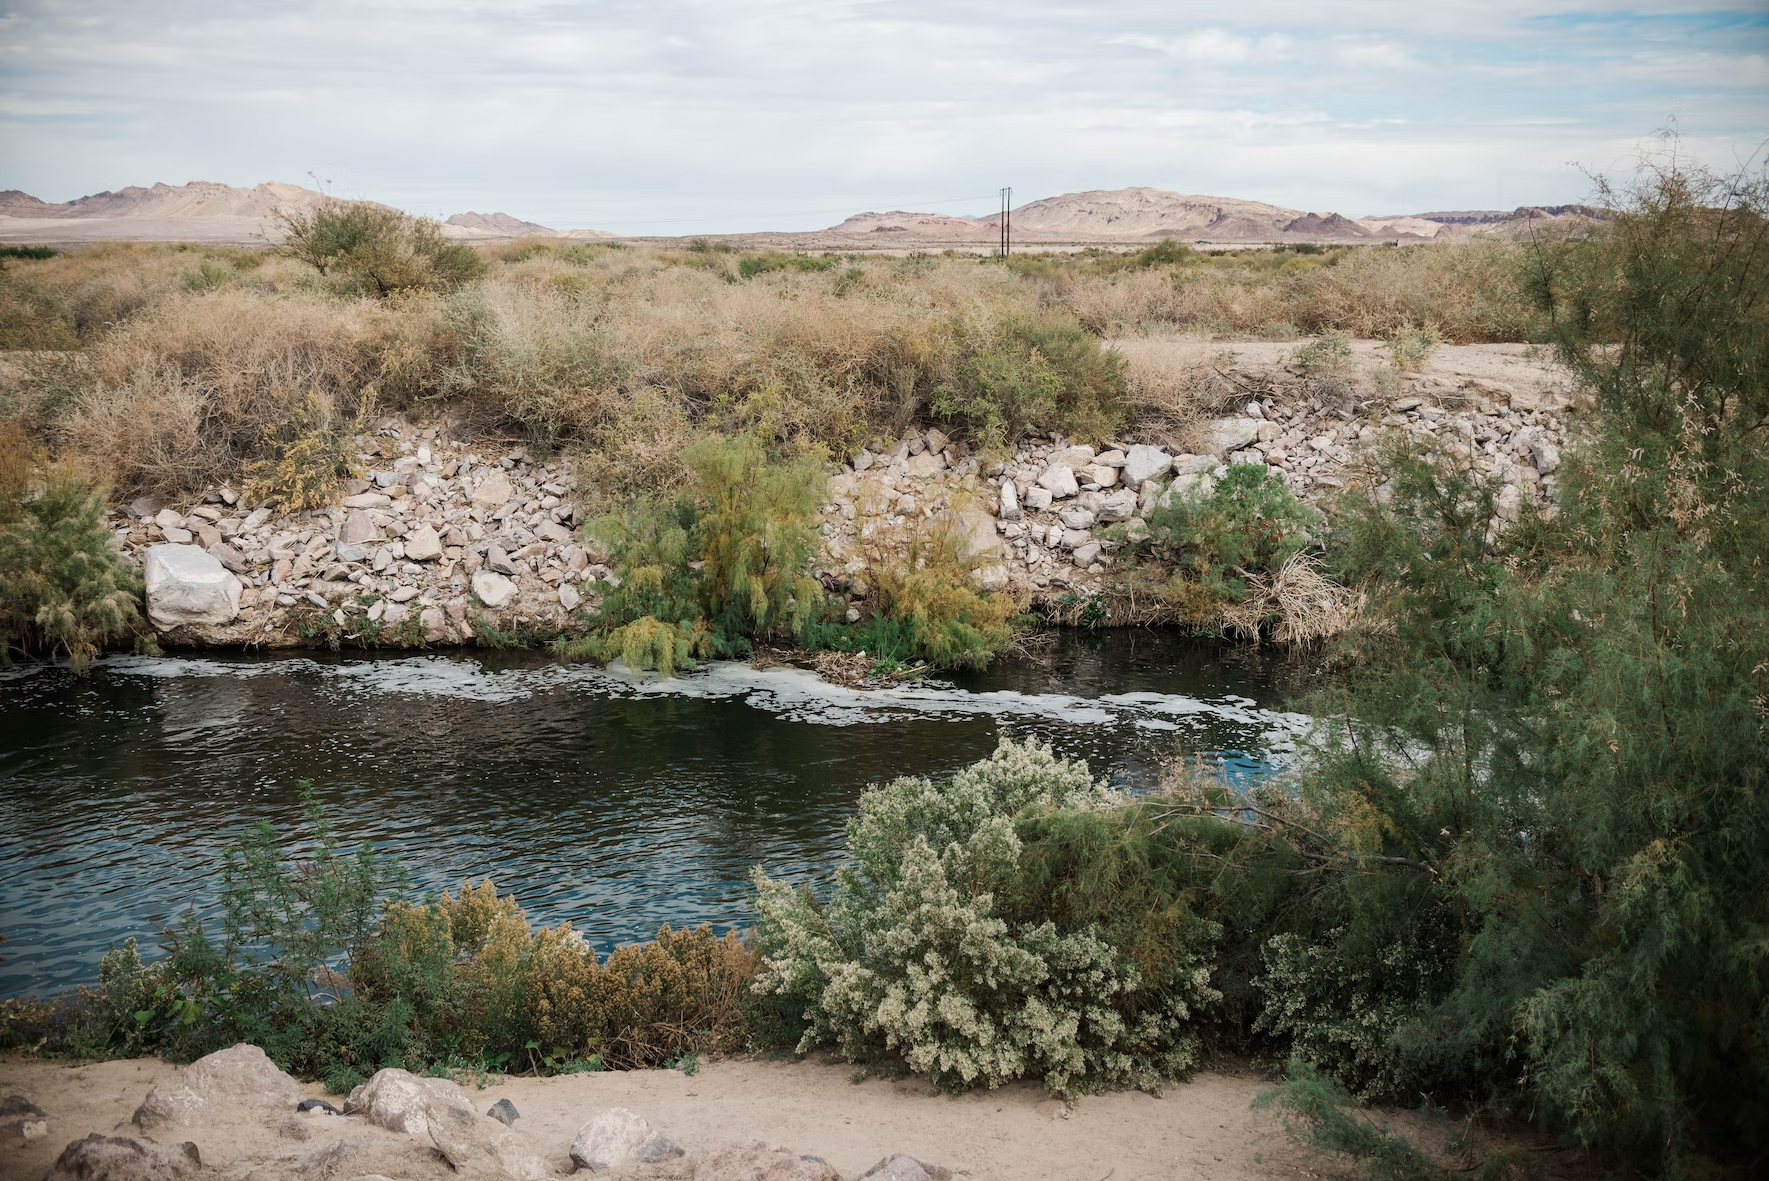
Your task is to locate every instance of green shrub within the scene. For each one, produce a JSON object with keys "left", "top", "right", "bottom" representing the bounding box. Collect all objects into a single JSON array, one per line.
[
  {"left": 1382, "top": 321, "right": 1441, "bottom": 371},
  {"left": 277, "top": 200, "right": 485, "bottom": 296},
  {"left": 240, "top": 392, "right": 369, "bottom": 511},
  {"left": 932, "top": 314, "right": 1125, "bottom": 454},
  {"left": 751, "top": 738, "right": 1221, "bottom": 1096},
  {"left": 0, "top": 430, "right": 145, "bottom": 668},
  {"left": 738, "top": 251, "right": 837, "bottom": 279},
  {"left": 1139, "top": 463, "right": 1320, "bottom": 621},
  {"left": 573, "top": 433, "right": 824, "bottom": 668},
  {"left": 1288, "top": 331, "right": 1353, "bottom": 378}
]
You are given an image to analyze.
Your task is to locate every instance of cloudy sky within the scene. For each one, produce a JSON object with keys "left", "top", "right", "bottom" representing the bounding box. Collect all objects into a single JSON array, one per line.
[{"left": 2, "top": 1, "right": 1765, "bottom": 233}]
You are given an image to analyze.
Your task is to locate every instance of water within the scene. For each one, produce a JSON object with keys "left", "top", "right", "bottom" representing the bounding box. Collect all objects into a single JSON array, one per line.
[{"left": 0, "top": 632, "right": 1316, "bottom": 997}]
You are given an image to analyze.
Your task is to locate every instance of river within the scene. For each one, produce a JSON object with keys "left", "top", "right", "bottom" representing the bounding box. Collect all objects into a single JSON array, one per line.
[{"left": 0, "top": 632, "right": 1316, "bottom": 997}]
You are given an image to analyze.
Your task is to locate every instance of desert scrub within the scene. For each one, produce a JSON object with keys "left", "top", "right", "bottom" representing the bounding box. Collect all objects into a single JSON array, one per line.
[
  {"left": 931, "top": 313, "right": 1125, "bottom": 454},
  {"left": 0, "top": 423, "right": 146, "bottom": 668},
  {"left": 276, "top": 200, "right": 485, "bottom": 296},
  {"left": 1133, "top": 463, "right": 1322, "bottom": 625},
  {"left": 750, "top": 738, "right": 1221, "bottom": 1096},
  {"left": 241, "top": 391, "right": 372, "bottom": 510}
]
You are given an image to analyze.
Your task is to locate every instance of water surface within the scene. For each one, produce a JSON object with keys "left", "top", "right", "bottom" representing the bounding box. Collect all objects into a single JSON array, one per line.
[{"left": 0, "top": 632, "right": 1315, "bottom": 996}]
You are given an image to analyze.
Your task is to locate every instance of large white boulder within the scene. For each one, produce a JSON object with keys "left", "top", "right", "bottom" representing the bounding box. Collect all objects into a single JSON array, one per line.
[
  {"left": 1035, "top": 464, "right": 1079, "bottom": 500},
  {"left": 569, "top": 1108, "right": 684, "bottom": 1171},
  {"left": 143, "top": 544, "right": 242, "bottom": 629},
  {"left": 345, "top": 1069, "right": 475, "bottom": 1140},
  {"left": 133, "top": 1042, "right": 300, "bottom": 1129},
  {"left": 472, "top": 569, "right": 519, "bottom": 609},
  {"left": 1204, "top": 418, "right": 1262, "bottom": 455},
  {"left": 1122, "top": 444, "right": 1173, "bottom": 487}
]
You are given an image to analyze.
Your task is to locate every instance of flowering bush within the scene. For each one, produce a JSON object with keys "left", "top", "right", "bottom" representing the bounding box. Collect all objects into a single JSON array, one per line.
[{"left": 751, "top": 738, "right": 1220, "bottom": 1095}]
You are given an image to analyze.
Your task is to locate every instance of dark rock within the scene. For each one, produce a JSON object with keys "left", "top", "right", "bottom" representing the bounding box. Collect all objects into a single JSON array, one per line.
[
  {"left": 0, "top": 1095, "right": 45, "bottom": 1118},
  {"left": 44, "top": 1134, "right": 200, "bottom": 1181},
  {"left": 636, "top": 1132, "right": 684, "bottom": 1163},
  {"left": 486, "top": 1097, "right": 519, "bottom": 1126},
  {"left": 296, "top": 1098, "right": 340, "bottom": 1115}
]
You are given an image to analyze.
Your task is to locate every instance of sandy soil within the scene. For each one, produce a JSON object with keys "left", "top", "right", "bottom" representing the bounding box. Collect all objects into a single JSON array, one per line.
[{"left": 0, "top": 1053, "right": 1362, "bottom": 1181}]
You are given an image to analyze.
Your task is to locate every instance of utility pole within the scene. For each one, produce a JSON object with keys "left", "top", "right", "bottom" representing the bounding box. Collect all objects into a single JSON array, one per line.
[{"left": 999, "top": 187, "right": 1013, "bottom": 257}]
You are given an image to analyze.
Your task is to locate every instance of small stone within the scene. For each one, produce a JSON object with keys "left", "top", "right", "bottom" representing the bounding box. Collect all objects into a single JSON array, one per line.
[
  {"left": 1023, "top": 486, "right": 1053, "bottom": 511},
  {"left": 1073, "top": 541, "right": 1103, "bottom": 566},
  {"left": 536, "top": 520, "right": 572, "bottom": 544},
  {"left": 487, "top": 545, "right": 519, "bottom": 576},
  {"left": 1096, "top": 489, "right": 1138, "bottom": 522},
  {"left": 341, "top": 492, "right": 392, "bottom": 510},
  {"left": 904, "top": 451, "right": 946, "bottom": 479},
  {"left": 366, "top": 600, "right": 386, "bottom": 623},
  {"left": 486, "top": 1098, "right": 519, "bottom": 1127},
  {"left": 153, "top": 508, "right": 185, "bottom": 532},
  {"left": 1058, "top": 507, "right": 1096, "bottom": 529},
  {"left": 389, "top": 586, "right": 420, "bottom": 603},
  {"left": 420, "top": 607, "right": 447, "bottom": 643},
  {"left": 404, "top": 524, "right": 444, "bottom": 561},
  {"left": 997, "top": 480, "right": 1021, "bottom": 521},
  {"left": 472, "top": 570, "right": 519, "bottom": 609},
  {"left": 1094, "top": 449, "right": 1126, "bottom": 468},
  {"left": 637, "top": 1133, "right": 685, "bottom": 1163},
  {"left": 558, "top": 583, "right": 581, "bottom": 611},
  {"left": 383, "top": 601, "right": 411, "bottom": 624},
  {"left": 207, "top": 543, "right": 249, "bottom": 573},
  {"left": 339, "top": 511, "right": 378, "bottom": 546},
  {"left": 1059, "top": 527, "right": 1091, "bottom": 550},
  {"left": 161, "top": 526, "right": 194, "bottom": 544},
  {"left": 924, "top": 428, "right": 950, "bottom": 453},
  {"left": 1081, "top": 464, "right": 1117, "bottom": 488}
]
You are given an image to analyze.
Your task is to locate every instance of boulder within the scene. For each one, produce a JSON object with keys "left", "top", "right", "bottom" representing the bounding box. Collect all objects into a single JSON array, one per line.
[
  {"left": 153, "top": 508, "right": 185, "bottom": 533},
  {"left": 1122, "top": 444, "right": 1172, "bottom": 486},
  {"left": 472, "top": 570, "right": 519, "bottom": 609},
  {"left": 2, "top": 1096, "right": 46, "bottom": 1118},
  {"left": 956, "top": 510, "right": 1003, "bottom": 559},
  {"left": 133, "top": 1043, "right": 299, "bottom": 1129},
  {"left": 568, "top": 1107, "right": 654, "bottom": 1171},
  {"left": 997, "top": 480, "right": 1021, "bottom": 521},
  {"left": 1058, "top": 507, "right": 1096, "bottom": 530},
  {"left": 426, "top": 1095, "right": 548, "bottom": 1180},
  {"left": 558, "top": 583, "right": 581, "bottom": 611},
  {"left": 904, "top": 451, "right": 946, "bottom": 480},
  {"left": 488, "top": 544, "right": 520, "bottom": 575},
  {"left": 860, "top": 1155, "right": 952, "bottom": 1181},
  {"left": 1035, "top": 464, "right": 1079, "bottom": 500},
  {"left": 404, "top": 524, "right": 443, "bottom": 561},
  {"left": 1059, "top": 528, "right": 1091, "bottom": 550},
  {"left": 1072, "top": 541, "right": 1103, "bottom": 567},
  {"left": 45, "top": 1134, "right": 199, "bottom": 1181},
  {"left": 1097, "top": 489, "right": 1139, "bottom": 522},
  {"left": 1205, "top": 418, "right": 1262, "bottom": 455},
  {"left": 696, "top": 1141, "right": 839, "bottom": 1181},
  {"left": 1173, "top": 453, "right": 1221, "bottom": 477},
  {"left": 1051, "top": 444, "right": 1096, "bottom": 470},
  {"left": 1023, "top": 486, "right": 1053, "bottom": 512},
  {"left": 143, "top": 544, "right": 243, "bottom": 629},
  {"left": 973, "top": 564, "right": 1010, "bottom": 592},
  {"left": 1080, "top": 464, "right": 1117, "bottom": 488},
  {"left": 471, "top": 470, "right": 515, "bottom": 509},
  {"left": 420, "top": 606, "right": 448, "bottom": 643},
  {"left": 207, "top": 542, "right": 249, "bottom": 574},
  {"left": 924, "top": 428, "right": 949, "bottom": 453},
  {"left": 1530, "top": 436, "right": 1561, "bottom": 474},
  {"left": 1094, "top": 448, "right": 1126, "bottom": 468},
  {"left": 344, "top": 1068, "right": 475, "bottom": 1139}
]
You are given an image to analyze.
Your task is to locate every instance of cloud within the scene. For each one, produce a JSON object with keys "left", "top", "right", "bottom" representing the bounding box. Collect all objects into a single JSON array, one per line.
[{"left": 0, "top": 0, "right": 1763, "bottom": 233}]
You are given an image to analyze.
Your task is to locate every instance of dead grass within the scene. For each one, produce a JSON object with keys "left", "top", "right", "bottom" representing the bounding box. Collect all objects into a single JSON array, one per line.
[{"left": 2, "top": 238, "right": 1532, "bottom": 504}]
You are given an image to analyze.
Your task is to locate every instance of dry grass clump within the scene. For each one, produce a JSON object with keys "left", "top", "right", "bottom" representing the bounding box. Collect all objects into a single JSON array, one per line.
[
  {"left": 1044, "top": 242, "right": 1533, "bottom": 344},
  {"left": 367, "top": 880, "right": 756, "bottom": 1068},
  {"left": 1218, "top": 552, "right": 1357, "bottom": 643}
]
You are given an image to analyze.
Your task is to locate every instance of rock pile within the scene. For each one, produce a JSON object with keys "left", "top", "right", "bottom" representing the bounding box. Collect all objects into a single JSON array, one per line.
[{"left": 111, "top": 354, "right": 1583, "bottom": 647}]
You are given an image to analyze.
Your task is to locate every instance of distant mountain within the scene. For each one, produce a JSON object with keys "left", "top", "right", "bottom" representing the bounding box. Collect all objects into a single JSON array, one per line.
[
  {"left": 443, "top": 211, "right": 555, "bottom": 237},
  {"left": 828, "top": 210, "right": 995, "bottom": 236},
  {"left": 0, "top": 181, "right": 611, "bottom": 246}
]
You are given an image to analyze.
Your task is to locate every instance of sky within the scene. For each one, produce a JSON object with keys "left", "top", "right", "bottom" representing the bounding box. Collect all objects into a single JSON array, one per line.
[{"left": 1, "top": 1, "right": 1765, "bottom": 235}]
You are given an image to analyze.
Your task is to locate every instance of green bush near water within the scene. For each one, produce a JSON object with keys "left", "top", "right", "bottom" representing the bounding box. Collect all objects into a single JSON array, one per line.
[{"left": 0, "top": 428, "right": 147, "bottom": 669}]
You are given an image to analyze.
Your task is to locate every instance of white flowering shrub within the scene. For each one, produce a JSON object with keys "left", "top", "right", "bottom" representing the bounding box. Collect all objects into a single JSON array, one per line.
[{"left": 751, "top": 738, "right": 1221, "bottom": 1095}]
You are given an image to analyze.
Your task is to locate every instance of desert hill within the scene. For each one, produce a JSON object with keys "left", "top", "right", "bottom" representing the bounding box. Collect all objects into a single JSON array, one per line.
[{"left": 0, "top": 181, "right": 609, "bottom": 246}]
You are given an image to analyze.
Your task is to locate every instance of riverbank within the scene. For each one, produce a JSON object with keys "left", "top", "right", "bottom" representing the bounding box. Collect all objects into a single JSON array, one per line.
[
  {"left": 107, "top": 337, "right": 1581, "bottom": 652},
  {"left": 0, "top": 1050, "right": 1468, "bottom": 1181}
]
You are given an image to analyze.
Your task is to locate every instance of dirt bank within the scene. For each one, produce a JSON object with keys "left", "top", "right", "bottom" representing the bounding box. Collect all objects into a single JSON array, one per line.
[{"left": 0, "top": 1053, "right": 1373, "bottom": 1181}]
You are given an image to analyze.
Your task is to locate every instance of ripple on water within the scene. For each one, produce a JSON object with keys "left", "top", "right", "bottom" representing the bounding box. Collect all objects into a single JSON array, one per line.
[{"left": 0, "top": 634, "right": 1316, "bottom": 995}]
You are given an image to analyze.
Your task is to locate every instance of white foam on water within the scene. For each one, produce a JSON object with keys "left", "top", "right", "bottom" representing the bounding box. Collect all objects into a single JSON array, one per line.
[{"left": 94, "top": 652, "right": 1315, "bottom": 757}]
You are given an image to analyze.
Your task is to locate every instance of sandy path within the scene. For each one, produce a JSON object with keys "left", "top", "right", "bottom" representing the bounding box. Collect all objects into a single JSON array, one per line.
[{"left": 0, "top": 1053, "right": 1333, "bottom": 1181}]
